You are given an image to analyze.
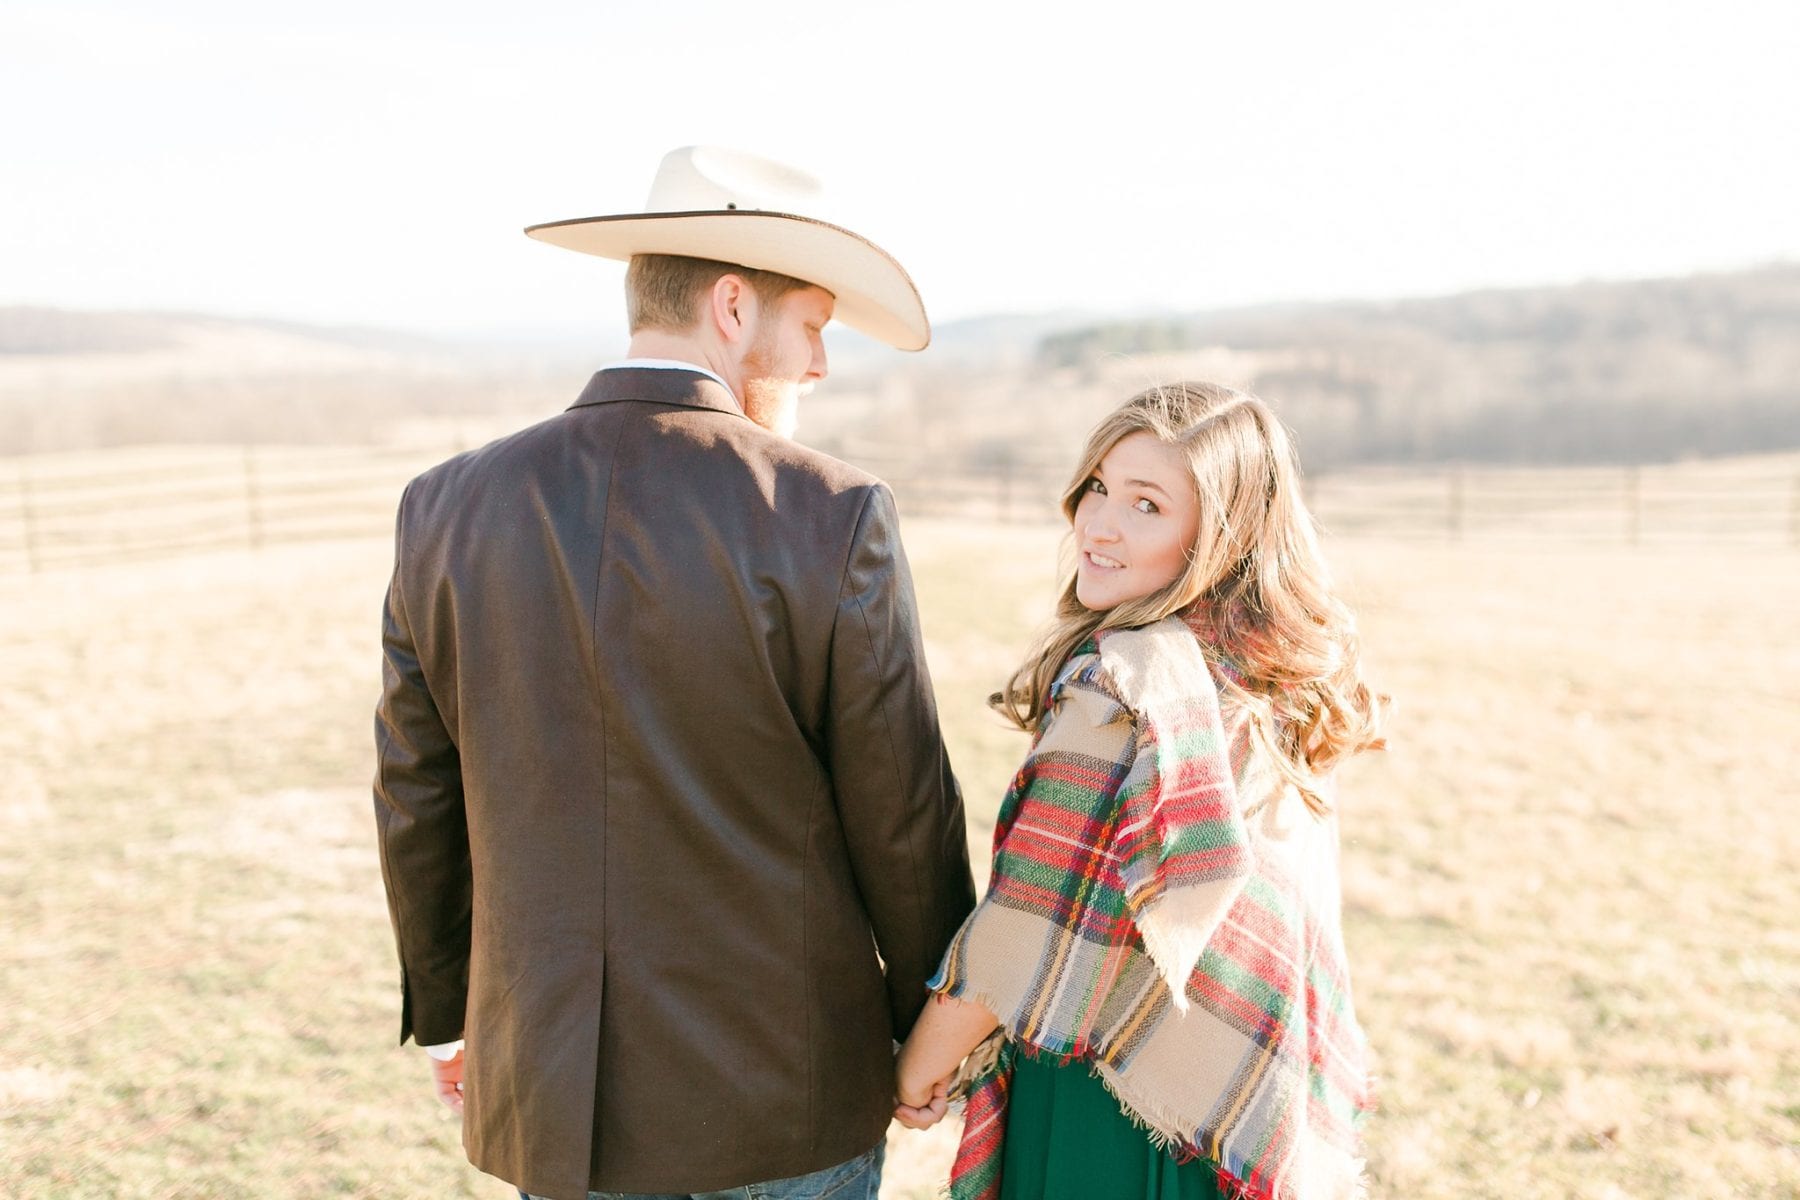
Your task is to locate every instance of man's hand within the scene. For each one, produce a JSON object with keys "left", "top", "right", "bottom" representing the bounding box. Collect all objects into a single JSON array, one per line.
[
  {"left": 893, "top": 1074, "right": 949, "bottom": 1131},
  {"left": 430, "top": 1048, "right": 465, "bottom": 1114}
]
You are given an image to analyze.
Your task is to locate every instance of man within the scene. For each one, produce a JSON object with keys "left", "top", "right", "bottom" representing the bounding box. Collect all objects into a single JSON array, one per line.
[{"left": 373, "top": 147, "right": 975, "bottom": 1200}]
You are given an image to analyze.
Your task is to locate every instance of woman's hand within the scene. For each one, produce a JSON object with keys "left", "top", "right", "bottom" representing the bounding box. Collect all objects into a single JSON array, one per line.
[
  {"left": 893, "top": 1074, "right": 951, "bottom": 1130},
  {"left": 890, "top": 992, "right": 1001, "bottom": 1132}
]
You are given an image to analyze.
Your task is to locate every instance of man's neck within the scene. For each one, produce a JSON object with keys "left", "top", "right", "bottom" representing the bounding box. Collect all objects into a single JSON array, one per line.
[{"left": 624, "top": 331, "right": 741, "bottom": 400}]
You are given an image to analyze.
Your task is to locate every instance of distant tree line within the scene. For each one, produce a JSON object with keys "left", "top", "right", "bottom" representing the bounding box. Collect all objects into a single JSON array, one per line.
[
  {"left": 1031, "top": 266, "right": 1800, "bottom": 466},
  {"left": 5, "top": 267, "right": 1797, "bottom": 468}
]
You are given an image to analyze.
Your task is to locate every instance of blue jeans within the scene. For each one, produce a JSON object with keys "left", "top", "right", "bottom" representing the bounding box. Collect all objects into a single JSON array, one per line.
[{"left": 520, "top": 1140, "right": 884, "bottom": 1200}]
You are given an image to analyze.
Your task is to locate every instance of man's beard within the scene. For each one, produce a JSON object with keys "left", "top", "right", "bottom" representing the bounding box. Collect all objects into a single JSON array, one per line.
[
  {"left": 742, "top": 380, "right": 802, "bottom": 438},
  {"left": 740, "top": 332, "right": 805, "bottom": 439}
]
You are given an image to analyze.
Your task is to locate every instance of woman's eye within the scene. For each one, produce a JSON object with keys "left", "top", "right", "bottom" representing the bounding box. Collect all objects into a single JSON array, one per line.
[
  {"left": 1084, "top": 477, "right": 1107, "bottom": 495},
  {"left": 1134, "top": 497, "right": 1159, "bottom": 514}
]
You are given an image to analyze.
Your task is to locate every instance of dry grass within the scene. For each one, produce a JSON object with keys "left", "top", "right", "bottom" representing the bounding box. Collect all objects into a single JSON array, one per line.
[
  {"left": 1330, "top": 539, "right": 1800, "bottom": 1197},
  {"left": 2, "top": 511, "right": 1797, "bottom": 1197}
]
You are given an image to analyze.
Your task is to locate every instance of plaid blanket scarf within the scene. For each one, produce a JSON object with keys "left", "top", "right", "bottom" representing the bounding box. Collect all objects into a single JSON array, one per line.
[{"left": 930, "top": 615, "right": 1371, "bottom": 1200}]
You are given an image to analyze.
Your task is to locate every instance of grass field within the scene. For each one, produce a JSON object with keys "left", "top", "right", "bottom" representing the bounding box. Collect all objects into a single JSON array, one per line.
[{"left": 2, "top": 515, "right": 1797, "bottom": 1198}]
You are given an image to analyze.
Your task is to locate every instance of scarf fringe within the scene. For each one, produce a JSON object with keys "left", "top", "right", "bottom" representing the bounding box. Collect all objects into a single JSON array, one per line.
[
  {"left": 946, "top": 1042, "right": 1370, "bottom": 1200},
  {"left": 1093, "top": 1056, "right": 1367, "bottom": 1200}
]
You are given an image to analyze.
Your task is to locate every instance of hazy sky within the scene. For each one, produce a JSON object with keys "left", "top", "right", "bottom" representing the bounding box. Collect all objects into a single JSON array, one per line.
[{"left": 3, "top": 0, "right": 1796, "bottom": 341}]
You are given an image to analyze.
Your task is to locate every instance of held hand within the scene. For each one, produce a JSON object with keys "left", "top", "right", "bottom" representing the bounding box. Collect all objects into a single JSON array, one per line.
[
  {"left": 892, "top": 991, "right": 1002, "bottom": 1132},
  {"left": 430, "top": 1048, "right": 465, "bottom": 1114},
  {"left": 892, "top": 1075, "right": 950, "bottom": 1131}
]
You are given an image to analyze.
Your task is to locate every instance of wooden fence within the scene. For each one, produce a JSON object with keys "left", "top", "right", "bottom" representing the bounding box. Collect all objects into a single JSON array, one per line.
[
  {"left": 0, "top": 445, "right": 449, "bottom": 573},
  {"left": 867, "top": 455, "right": 1800, "bottom": 549},
  {"left": 1, "top": 444, "right": 1796, "bottom": 573}
]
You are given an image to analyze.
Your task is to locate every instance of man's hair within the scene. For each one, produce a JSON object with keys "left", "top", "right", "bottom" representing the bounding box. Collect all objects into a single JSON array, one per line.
[{"left": 625, "top": 254, "right": 812, "bottom": 334}]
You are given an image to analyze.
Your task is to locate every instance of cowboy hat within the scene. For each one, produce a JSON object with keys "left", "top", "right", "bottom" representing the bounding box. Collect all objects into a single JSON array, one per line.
[{"left": 525, "top": 146, "right": 930, "bottom": 351}]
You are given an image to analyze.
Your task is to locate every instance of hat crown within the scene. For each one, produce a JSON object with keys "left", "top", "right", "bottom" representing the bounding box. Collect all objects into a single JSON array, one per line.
[
  {"left": 526, "top": 145, "right": 929, "bottom": 350},
  {"left": 644, "top": 146, "right": 823, "bottom": 215}
]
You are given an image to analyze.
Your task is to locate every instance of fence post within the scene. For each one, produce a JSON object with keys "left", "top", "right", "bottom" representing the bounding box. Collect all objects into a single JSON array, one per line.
[
  {"left": 17, "top": 464, "right": 40, "bottom": 573},
  {"left": 1625, "top": 466, "right": 1641, "bottom": 547},
  {"left": 243, "top": 445, "right": 263, "bottom": 550}
]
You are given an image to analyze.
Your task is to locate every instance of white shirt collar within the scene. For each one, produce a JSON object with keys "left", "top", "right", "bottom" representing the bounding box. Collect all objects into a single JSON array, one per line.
[{"left": 602, "top": 358, "right": 737, "bottom": 405}]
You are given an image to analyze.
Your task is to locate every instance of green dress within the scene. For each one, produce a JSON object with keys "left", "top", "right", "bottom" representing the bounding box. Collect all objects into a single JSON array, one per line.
[{"left": 998, "top": 1051, "right": 1226, "bottom": 1200}]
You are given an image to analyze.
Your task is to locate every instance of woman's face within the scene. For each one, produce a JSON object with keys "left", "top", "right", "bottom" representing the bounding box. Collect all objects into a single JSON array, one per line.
[{"left": 1072, "top": 431, "right": 1200, "bottom": 612}]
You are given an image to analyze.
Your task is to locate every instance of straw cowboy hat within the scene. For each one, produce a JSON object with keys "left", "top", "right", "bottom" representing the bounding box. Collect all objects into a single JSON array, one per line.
[{"left": 525, "top": 146, "right": 930, "bottom": 351}]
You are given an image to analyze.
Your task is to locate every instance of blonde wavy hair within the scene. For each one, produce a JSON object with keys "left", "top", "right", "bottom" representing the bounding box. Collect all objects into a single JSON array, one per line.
[{"left": 994, "top": 381, "right": 1388, "bottom": 814}]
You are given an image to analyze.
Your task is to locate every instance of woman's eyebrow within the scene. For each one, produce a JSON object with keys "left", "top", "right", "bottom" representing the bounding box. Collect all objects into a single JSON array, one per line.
[{"left": 1124, "top": 478, "right": 1173, "bottom": 498}]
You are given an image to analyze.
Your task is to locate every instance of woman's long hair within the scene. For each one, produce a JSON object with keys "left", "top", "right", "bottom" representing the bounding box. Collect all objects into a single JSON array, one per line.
[{"left": 993, "top": 381, "right": 1387, "bottom": 814}]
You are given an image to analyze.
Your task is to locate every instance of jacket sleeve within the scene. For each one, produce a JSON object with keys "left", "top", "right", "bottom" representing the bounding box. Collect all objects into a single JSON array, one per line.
[
  {"left": 826, "top": 485, "right": 977, "bottom": 1039},
  {"left": 372, "top": 485, "right": 471, "bottom": 1047}
]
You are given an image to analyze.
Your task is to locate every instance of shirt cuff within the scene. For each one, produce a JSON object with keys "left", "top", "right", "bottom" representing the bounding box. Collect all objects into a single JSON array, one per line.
[{"left": 423, "top": 1039, "right": 465, "bottom": 1061}]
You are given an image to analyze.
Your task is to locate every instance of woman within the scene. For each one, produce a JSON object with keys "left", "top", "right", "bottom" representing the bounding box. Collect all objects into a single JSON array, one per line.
[{"left": 894, "top": 382, "right": 1387, "bottom": 1200}]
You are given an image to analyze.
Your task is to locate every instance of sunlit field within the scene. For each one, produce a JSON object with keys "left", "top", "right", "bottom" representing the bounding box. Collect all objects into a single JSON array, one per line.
[{"left": 2, "top": 510, "right": 1796, "bottom": 1198}]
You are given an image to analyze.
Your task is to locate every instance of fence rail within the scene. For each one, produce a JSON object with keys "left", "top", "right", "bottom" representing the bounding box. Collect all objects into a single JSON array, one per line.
[
  {"left": 867, "top": 456, "right": 1800, "bottom": 550},
  {"left": 0, "top": 445, "right": 450, "bottom": 573},
  {"left": 1, "top": 445, "right": 1796, "bottom": 573}
]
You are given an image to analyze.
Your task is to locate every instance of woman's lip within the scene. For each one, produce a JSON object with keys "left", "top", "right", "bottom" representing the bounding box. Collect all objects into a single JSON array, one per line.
[{"left": 1083, "top": 550, "right": 1125, "bottom": 570}]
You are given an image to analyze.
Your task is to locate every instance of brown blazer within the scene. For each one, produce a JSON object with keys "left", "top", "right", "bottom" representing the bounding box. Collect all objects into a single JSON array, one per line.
[{"left": 373, "top": 367, "right": 975, "bottom": 1200}]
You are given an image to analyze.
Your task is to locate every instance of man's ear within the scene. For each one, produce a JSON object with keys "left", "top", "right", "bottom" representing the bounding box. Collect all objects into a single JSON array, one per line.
[{"left": 708, "top": 274, "right": 756, "bottom": 346}]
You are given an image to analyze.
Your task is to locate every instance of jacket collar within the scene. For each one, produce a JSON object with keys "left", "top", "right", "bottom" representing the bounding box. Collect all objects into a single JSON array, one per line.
[{"left": 568, "top": 366, "right": 744, "bottom": 418}]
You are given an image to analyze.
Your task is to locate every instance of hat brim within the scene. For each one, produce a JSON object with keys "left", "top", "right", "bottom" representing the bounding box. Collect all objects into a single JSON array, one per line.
[{"left": 524, "top": 210, "right": 930, "bottom": 352}]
